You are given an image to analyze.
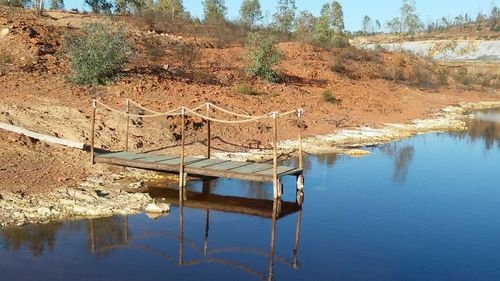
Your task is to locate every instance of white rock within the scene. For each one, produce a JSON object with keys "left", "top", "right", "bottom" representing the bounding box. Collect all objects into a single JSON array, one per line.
[
  {"left": 0, "top": 28, "right": 9, "bottom": 38},
  {"left": 145, "top": 203, "right": 171, "bottom": 213}
]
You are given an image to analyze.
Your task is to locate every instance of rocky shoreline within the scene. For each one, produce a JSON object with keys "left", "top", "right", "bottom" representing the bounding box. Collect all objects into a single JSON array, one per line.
[{"left": 1, "top": 101, "right": 499, "bottom": 229}]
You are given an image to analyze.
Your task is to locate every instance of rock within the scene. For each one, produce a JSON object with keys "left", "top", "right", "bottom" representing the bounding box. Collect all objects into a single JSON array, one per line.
[
  {"left": 342, "top": 149, "right": 371, "bottom": 157},
  {"left": 0, "top": 28, "right": 9, "bottom": 38},
  {"left": 128, "top": 181, "right": 144, "bottom": 189},
  {"left": 145, "top": 203, "right": 171, "bottom": 213}
]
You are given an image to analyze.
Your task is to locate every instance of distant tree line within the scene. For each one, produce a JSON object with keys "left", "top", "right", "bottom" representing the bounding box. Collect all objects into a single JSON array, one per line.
[{"left": 356, "top": 0, "right": 499, "bottom": 37}]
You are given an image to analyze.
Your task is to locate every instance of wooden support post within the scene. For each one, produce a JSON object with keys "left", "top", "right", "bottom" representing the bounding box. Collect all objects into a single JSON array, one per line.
[
  {"left": 178, "top": 204, "right": 184, "bottom": 265},
  {"left": 206, "top": 103, "right": 211, "bottom": 159},
  {"left": 125, "top": 99, "right": 130, "bottom": 152},
  {"left": 272, "top": 112, "right": 281, "bottom": 199},
  {"left": 204, "top": 209, "right": 209, "bottom": 255},
  {"left": 90, "top": 100, "right": 96, "bottom": 165},
  {"left": 293, "top": 210, "right": 302, "bottom": 270},
  {"left": 297, "top": 109, "right": 304, "bottom": 170},
  {"left": 267, "top": 199, "right": 278, "bottom": 281},
  {"left": 179, "top": 107, "right": 186, "bottom": 203},
  {"left": 89, "top": 219, "right": 96, "bottom": 254}
]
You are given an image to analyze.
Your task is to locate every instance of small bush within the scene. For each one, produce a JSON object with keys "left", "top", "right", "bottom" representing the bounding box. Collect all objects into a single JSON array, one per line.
[
  {"left": 64, "top": 23, "right": 130, "bottom": 84},
  {"left": 235, "top": 84, "right": 263, "bottom": 96},
  {"left": 436, "top": 68, "right": 449, "bottom": 86},
  {"left": 0, "top": 49, "right": 14, "bottom": 75},
  {"left": 409, "top": 65, "right": 433, "bottom": 88},
  {"left": 173, "top": 44, "right": 200, "bottom": 73},
  {"left": 144, "top": 36, "right": 165, "bottom": 61},
  {"left": 330, "top": 60, "right": 347, "bottom": 74},
  {"left": 321, "top": 90, "right": 341, "bottom": 104},
  {"left": 392, "top": 67, "right": 405, "bottom": 82},
  {"left": 244, "top": 31, "right": 283, "bottom": 83}
]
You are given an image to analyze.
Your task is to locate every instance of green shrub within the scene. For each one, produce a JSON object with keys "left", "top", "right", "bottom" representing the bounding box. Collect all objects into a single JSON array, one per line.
[
  {"left": 65, "top": 23, "right": 130, "bottom": 84},
  {"left": 235, "top": 83, "right": 263, "bottom": 96},
  {"left": 244, "top": 31, "right": 283, "bottom": 83},
  {"left": 321, "top": 90, "right": 341, "bottom": 104}
]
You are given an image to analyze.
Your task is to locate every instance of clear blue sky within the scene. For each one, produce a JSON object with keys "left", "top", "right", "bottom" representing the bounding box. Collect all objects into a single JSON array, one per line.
[{"left": 64, "top": 0, "right": 498, "bottom": 31}]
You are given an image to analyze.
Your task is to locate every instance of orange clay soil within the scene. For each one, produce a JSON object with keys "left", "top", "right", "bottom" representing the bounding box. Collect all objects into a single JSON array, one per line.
[{"left": 0, "top": 8, "right": 499, "bottom": 194}]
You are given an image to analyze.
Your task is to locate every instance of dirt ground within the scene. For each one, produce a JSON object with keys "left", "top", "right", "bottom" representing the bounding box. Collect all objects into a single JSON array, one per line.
[{"left": 0, "top": 8, "right": 499, "bottom": 195}]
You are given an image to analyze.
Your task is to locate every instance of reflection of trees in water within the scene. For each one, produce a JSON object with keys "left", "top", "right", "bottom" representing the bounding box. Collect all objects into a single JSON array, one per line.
[
  {"left": 0, "top": 216, "right": 128, "bottom": 257},
  {"left": 89, "top": 216, "right": 128, "bottom": 257},
  {"left": 1, "top": 222, "right": 63, "bottom": 257},
  {"left": 315, "top": 154, "right": 338, "bottom": 167},
  {"left": 450, "top": 116, "right": 500, "bottom": 150},
  {"left": 380, "top": 143, "right": 415, "bottom": 185}
]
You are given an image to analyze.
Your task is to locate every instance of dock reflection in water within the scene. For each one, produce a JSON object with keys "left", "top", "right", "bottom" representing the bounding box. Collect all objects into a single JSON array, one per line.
[{"left": 86, "top": 179, "right": 303, "bottom": 281}]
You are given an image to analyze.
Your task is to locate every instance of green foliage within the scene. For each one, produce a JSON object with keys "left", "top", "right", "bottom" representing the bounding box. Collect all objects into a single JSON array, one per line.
[
  {"left": 273, "top": 0, "right": 297, "bottom": 33},
  {"left": 235, "top": 83, "right": 263, "bottom": 95},
  {"left": 84, "top": 0, "right": 113, "bottom": 14},
  {"left": 400, "top": 0, "right": 423, "bottom": 35},
  {"left": 114, "top": 0, "right": 147, "bottom": 14},
  {"left": 0, "top": 0, "right": 29, "bottom": 7},
  {"left": 156, "top": 0, "right": 187, "bottom": 20},
  {"left": 295, "top": 10, "right": 316, "bottom": 43},
  {"left": 386, "top": 17, "right": 402, "bottom": 34},
  {"left": 244, "top": 31, "right": 283, "bottom": 82},
  {"left": 313, "top": 1, "right": 348, "bottom": 49},
  {"left": 239, "top": 0, "right": 262, "bottom": 31},
  {"left": 321, "top": 90, "right": 341, "bottom": 104},
  {"left": 64, "top": 23, "right": 130, "bottom": 84},
  {"left": 202, "top": 0, "right": 227, "bottom": 26},
  {"left": 49, "top": 0, "right": 64, "bottom": 10}
]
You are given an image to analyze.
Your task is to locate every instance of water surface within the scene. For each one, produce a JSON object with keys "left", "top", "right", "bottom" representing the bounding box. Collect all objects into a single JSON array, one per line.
[{"left": 1, "top": 108, "right": 499, "bottom": 281}]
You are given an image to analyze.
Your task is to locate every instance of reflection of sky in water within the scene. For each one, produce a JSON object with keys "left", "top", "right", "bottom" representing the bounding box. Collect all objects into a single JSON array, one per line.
[{"left": 1, "top": 108, "right": 500, "bottom": 281}]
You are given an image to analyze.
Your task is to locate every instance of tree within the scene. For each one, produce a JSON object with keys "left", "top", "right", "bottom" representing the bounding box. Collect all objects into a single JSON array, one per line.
[
  {"left": 273, "top": 0, "right": 297, "bottom": 33},
  {"left": 331, "top": 1, "right": 344, "bottom": 33},
  {"left": 84, "top": 0, "right": 112, "bottom": 14},
  {"left": 239, "top": 0, "right": 263, "bottom": 31},
  {"left": 157, "top": 0, "right": 186, "bottom": 20},
  {"left": 313, "top": 3, "right": 333, "bottom": 46},
  {"left": 49, "top": 0, "right": 64, "bottom": 10},
  {"left": 295, "top": 10, "right": 316, "bottom": 43},
  {"left": 386, "top": 17, "right": 402, "bottom": 34},
  {"left": 312, "top": 1, "right": 348, "bottom": 48},
  {"left": 32, "top": 0, "right": 44, "bottom": 14},
  {"left": 114, "top": 0, "right": 146, "bottom": 14},
  {"left": 362, "top": 15, "right": 372, "bottom": 35},
  {"left": 244, "top": 31, "right": 283, "bottom": 82},
  {"left": 202, "top": 0, "right": 227, "bottom": 26},
  {"left": 375, "top": 19, "right": 381, "bottom": 33},
  {"left": 400, "top": 0, "right": 422, "bottom": 35}
]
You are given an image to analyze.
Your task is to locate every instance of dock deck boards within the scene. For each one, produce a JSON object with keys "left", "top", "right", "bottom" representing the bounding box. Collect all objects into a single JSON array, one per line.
[{"left": 95, "top": 151, "right": 303, "bottom": 182}]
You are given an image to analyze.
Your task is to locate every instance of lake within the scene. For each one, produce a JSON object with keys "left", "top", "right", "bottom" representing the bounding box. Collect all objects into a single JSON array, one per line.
[{"left": 1, "top": 108, "right": 499, "bottom": 281}]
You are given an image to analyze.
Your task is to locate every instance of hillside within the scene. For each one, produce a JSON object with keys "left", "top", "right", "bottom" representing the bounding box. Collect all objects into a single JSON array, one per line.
[{"left": 0, "top": 7, "right": 499, "bottom": 193}]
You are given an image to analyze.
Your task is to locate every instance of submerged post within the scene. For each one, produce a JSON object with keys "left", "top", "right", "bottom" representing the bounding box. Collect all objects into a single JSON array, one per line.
[
  {"left": 125, "top": 99, "right": 130, "bottom": 152},
  {"left": 206, "top": 103, "right": 211, "bottom": 159},
  {"left": 90, "top": 100, "right": 96, "bottom": 165}
]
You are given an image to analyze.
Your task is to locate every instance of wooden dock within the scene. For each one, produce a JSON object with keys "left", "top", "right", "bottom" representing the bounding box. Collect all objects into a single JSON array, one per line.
[
  {"left": 96, "top": 151, "right": 303, "bottom": 183},
  {"left": 90, "top": 100, "right": 305, "bottom": 199}
]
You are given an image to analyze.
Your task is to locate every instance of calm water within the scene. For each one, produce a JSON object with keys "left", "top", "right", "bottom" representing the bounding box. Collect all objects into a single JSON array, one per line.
[{"left": 1, "top": 109, "right": 499, "bottom": 281}]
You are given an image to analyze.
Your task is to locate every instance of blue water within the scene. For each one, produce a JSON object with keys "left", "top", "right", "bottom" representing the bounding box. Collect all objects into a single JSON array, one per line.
[{"left": 1, "top": 109, "right": 499, "bottom": 281}]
